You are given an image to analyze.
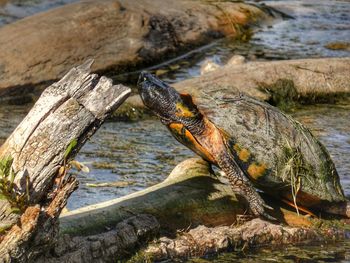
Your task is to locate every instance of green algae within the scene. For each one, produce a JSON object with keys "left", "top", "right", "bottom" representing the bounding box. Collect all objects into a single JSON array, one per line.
[{"left": 258, "top": 79, "right": 350, "bottom": 113}]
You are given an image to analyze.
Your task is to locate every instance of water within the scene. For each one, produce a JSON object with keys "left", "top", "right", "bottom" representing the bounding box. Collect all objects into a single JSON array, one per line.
[
  {"left": 0, "top": 0, "right": 350, "bottom": 261},
  {"left": 68, "top": 119, "right": 193, "bottom": 210},
  {"left": 136, "top": 0, "right": 350, "bottom": 84},
  {"left": 0, "top": 0, "right": 78, "bottom": 26},
  {"left": 189, "top": 241, "right": 350, "bottom": 262}
]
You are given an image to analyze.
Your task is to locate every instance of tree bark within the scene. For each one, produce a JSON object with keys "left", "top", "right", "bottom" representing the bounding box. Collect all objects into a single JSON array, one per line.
[
  {"left": 140, "top": 217, "right": 348, "bottom": 261},
  {"left": 36, "top": 214, "right": 160, "bottom": 263},
  {"left": 0, "top": 60, "right": 131, "bottom": 262}
]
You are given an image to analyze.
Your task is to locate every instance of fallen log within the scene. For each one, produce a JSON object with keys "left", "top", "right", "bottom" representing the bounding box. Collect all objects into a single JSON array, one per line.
[
  {"left": 0, "top": 0, "right": 273, "bottom": 97},
  {"left": 37, "top": 214, "right": 160, "bottom": 263},
  {"left": 140, "top": 218, "right": 348, "bottom": 261},
  {"left": 0, "top": 60, "right": 130, "bottom": 262},
  {"left": 59, "top": 158, "right": 247, "bottom": 236},
  {"left": 56, "top": 158, "right": 349, "bottom": 262},
  {"left": 122, "top": 57, "right": 350, "bottom": 116}
]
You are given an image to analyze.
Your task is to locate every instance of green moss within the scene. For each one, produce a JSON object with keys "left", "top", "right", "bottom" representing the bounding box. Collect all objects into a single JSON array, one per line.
[
  {"left": 258, "top": 79, "right": 350, "bottom": 112},
  {"left": 127, "top": 250, "right": 155, "bottom": 263},
  {"left": 324, "top": 42, "right": 350, "bottom": 51},
  {"left": 312, "top": 218, "right": 350, "bottom": 232},
  {"left": 0, "top": 223, "right": 13, "bottom": 234},
  {"left": 0, "top": 156, "right": 29, "bottom": 215},
  {"left": 258, "top": 79, "right": 299, "bottom": 112}
]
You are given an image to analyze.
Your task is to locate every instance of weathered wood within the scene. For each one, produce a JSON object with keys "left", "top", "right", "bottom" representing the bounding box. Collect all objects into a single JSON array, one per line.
[
  {"left": 36, "top": 214, "right": 160, "bottom": 263},
  {"left": 141, "top": 218, "right": 348, "bottom": 261},
  {"left": 0, "top": 177, "right": 78, "bottom": 262},
  {"left": 59, "top": 158, "right": 336, "bottom": 235},
  {"left": 0, "top": 0, "right": 272, "bottom": 97},
  {"left": 59, "top": 158, "right": 247, "bottom": 236},
  {"left": 56, "top": 158, "right": 349, "bottom": 262},
  {"left": 0, "top": 60, "right": 131, "bottom": 262},
  {"left": 124, "top": 57, "right": 350, "bottom": 112}
]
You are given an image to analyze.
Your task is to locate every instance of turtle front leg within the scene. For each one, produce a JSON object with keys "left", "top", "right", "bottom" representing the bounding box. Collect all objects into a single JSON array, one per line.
[{"left": 218, "top": 158, "right": 275, "bottom": 221}]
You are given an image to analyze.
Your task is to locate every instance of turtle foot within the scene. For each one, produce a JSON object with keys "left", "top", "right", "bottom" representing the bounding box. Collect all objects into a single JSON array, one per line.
[{"left": 247, "top": 191, "right": 277, "bottom": 221}]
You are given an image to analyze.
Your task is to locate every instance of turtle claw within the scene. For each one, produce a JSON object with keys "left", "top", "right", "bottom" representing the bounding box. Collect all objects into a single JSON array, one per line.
[
  {"left": 251, "top": 204, "right": 276, "bottom": 221},
  {"left": 263, "top": 203, "right": 274, "bottom": 210},
  {"left": 261, "top": 211, "right": 277, "bottom": 221},
  {"left": 247, "top": 191, "right": 276, "bottom": 221}
]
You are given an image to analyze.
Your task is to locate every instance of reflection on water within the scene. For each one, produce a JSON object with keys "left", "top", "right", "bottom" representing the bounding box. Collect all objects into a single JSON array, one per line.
[
  {"left": 68, "top": 119, "right": 193, "bottom": 210},
  {"left": 189, "top": 241, "right": 350, "bottom": 262},
  {"left": 0, "top": 103, "right": 32, "bottom": 145}
]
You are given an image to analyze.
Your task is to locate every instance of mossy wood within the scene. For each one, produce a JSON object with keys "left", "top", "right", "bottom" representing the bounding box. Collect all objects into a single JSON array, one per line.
[{"left": 0, "top": 61, "right": 130, "bottom": 262}]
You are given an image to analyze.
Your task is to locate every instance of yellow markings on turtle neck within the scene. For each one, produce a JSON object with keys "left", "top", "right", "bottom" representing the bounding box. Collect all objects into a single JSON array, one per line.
[
  {"left": 247, "top": 163, "right": 267, "bottom": 180},
  {"left": 175, "top": 102, "right": 194, "bottom": 118},
  {"left": 233, "top": 144, "right": 250, "bottom": 162},
  {"left": 168, "top": 122, "right": 216, "bottom": 163}
]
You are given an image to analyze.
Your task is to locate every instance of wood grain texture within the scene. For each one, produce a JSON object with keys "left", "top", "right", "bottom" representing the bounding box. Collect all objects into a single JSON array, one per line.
[{"left": 0, "top": 61, "right": 130, "bottom": 262}]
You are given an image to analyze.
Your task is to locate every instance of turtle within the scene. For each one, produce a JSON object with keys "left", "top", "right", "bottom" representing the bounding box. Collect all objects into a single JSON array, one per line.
[{"left": 137, "top": 71, "right": 350, "bottom": 219}]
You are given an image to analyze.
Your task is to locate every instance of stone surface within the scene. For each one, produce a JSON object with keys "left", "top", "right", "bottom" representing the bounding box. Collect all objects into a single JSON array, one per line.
[
  {"left": 0, "top": 0, "right": 269, "bottom": 97},
  {"left": 125, "top": 57, "right": 350, "bottom": 111}
]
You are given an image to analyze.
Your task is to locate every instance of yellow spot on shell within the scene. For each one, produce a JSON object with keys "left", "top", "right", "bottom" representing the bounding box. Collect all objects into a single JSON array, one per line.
[
  {"left": 238, "top": 148, "right": 250, "bottom": 162},
  {"left": 233, "top": 144, "right": 241, "bottom": 152},
  {"left": 233, "top": 144, "right": 250, "bottom": 162},
  {"left": 247, "top": 163, "right": 267, "bottom": 180},
  {"left": 175, "top": 102, "right": 194, "bottom": 118}
]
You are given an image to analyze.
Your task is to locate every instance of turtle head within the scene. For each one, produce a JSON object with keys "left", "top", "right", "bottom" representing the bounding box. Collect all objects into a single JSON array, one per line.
[{"left": 137, "top": 72, "right": 204, "bottom": 133}]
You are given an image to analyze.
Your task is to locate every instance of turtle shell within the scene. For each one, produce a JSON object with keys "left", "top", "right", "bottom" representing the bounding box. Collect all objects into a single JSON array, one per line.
[{"left": 194, "top": 89, "right": 345, "bottom": 208}]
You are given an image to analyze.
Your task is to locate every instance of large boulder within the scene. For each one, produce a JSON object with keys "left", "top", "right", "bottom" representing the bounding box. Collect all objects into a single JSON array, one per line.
[{"left": 0, "top": 0, "right": 270, "bottom": 97}]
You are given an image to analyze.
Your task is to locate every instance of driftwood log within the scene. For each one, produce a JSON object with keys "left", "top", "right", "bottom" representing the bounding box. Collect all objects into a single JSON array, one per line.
[
  {"left": 0, "top": 61, "right": 131, "bottom": 262},
  {"left": 141, "top": 217, "right": 348, "bottom": 261},
  {"left": 37, "top": 214, "right": 160, "bottom": 263},
  {"left": 0, "top": 0, "right": 273, "bottom": 97},
  {"left": 125, "top": 57, "right": 350, "bottom": 112},
  {"left": 59, "top": 158, "right": 246, "bottom": 236},
  {"left": 44, "top": 158, "right": 348, "bottom": 262}
]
